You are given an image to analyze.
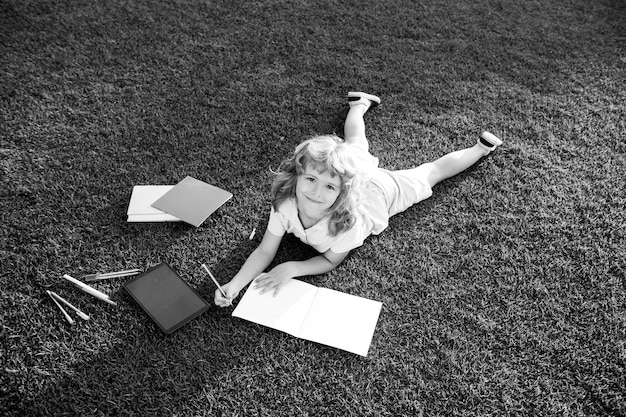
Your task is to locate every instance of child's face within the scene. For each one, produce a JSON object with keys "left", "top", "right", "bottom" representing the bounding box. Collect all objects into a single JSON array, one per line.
[{"left": 296, "top": 164, "right": 342, "bottom": 223}]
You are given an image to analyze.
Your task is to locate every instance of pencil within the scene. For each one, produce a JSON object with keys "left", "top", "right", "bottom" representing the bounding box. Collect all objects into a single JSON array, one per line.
[
  {"left": 49, "top": 291, "right": 90, "bottom": 320},
  {"left": 47, "top": 290, "right": 75, "bottom": 325},
  {"left": 200, "top": 263, "right": 231, "bottom": 305}
]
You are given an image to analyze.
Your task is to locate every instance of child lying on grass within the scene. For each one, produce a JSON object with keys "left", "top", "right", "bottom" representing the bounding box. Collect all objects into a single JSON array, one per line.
[{"left": 215, "top": 91, "right": 502, "bottom": 306}]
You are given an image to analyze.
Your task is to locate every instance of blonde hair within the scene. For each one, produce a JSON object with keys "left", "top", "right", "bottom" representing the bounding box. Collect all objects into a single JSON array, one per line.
[{"left": 271, "top": 135, "right": 361, "bottom": 236}]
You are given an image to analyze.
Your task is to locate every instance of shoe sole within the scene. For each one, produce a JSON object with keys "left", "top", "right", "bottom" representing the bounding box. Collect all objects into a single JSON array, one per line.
[
  {"left": 481, "top": 131, "right": 503, "bottom": 147},
  {"left": 347, "top": 91, "right": 381, "bottom": 106}
]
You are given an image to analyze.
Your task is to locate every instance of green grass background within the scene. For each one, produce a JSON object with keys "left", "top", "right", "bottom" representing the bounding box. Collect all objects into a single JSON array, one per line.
[{"left": 1, "top": 0, "right": 624, "bottom": 415}]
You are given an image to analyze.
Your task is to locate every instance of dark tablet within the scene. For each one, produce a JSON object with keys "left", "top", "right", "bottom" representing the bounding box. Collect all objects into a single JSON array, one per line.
[{"left": 124, "top": 263, "right": 210, "bottom": 334}]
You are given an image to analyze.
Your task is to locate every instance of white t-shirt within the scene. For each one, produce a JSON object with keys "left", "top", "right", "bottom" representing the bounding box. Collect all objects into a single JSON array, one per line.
[{"left": 267, "top": 184, "right": 389, "bottom": 254}]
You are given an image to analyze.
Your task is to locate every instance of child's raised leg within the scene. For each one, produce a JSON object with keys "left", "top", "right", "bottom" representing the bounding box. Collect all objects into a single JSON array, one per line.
[
  {"left": 343, "top": 92, "right": 380, "bottom": 152},
  {"left": 417, "top": 131, "right": 503, "bottom": 188}
]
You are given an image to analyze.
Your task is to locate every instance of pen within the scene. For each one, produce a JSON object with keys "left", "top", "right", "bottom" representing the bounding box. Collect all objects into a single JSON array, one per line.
[
  {"left": 84, "top": 268, "right": 141, "bottom": 282},
  {"left": 47, "top": 290, "right": 75, "bottom": 325},
  {"left": 62, "top": 274, "right": 118, "bottom": 306},
  {"left": 49, "top": 291, "right": 90, "bottom": 320},
  {"left": 200, "top": 263, "right": 231, "bottom": 306}
]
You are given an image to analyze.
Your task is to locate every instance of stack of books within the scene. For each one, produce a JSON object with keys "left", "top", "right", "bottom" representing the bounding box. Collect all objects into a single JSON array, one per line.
[{"left": 126, "top": 176, "right": 232, "bottom": 227}]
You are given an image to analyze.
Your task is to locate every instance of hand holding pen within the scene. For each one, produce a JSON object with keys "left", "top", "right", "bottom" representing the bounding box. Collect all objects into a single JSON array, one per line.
[
  {"left": 213, "top": 282, "right": 239, "bottom": 308},
  {"left": 201, "top": 263, "right": 234, "bottom": 307}
]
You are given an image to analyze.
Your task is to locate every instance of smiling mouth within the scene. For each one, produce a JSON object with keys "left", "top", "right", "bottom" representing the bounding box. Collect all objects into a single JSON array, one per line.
[{"left": 304, "top": 196, "right": 323, "bottom": 204}]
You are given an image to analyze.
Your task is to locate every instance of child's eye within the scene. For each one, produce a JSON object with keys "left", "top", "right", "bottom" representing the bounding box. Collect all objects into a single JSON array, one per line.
[
  {"left": 306, "top": 176, "right": 315, "bottom": 183},
  {"left": 326, "top": 185, "right": 336, "bottom": 191}
]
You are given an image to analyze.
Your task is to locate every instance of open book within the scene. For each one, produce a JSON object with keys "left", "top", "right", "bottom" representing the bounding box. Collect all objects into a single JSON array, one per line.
[{"left": 232, "top": 278, "right": 382, "bottom": 356}]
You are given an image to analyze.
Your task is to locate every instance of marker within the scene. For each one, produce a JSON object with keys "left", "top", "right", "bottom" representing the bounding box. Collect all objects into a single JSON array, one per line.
[
  {"left": 49, "top": 291, "right": 90, "bottom": 320},
  {"left": 62, "top": 274, "right": 117, "bottom": 306},
  {"left": 200, "top": 263, "right": 231, "bottom": 306},
  {"left": 47, "top": 290, "right": 75, "bottom": 325},
  {"left": 248, "top": 228, "right": 256, "bottom": 240}
]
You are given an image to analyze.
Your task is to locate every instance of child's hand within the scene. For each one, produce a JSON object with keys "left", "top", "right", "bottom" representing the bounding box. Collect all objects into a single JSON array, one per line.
[
  {"left": 253, "top": 263, "right": 295, "bottom": 297},
  {"left": 214, "top": 282, "right": 238, "bottom": 308}
]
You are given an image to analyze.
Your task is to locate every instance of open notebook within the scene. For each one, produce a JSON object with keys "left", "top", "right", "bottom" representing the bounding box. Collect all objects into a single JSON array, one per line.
[{"left": 232, "top": 278, "right": 382, "bottom": 356}]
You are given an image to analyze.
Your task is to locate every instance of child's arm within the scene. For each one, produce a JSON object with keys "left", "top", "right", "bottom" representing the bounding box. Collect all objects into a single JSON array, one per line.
[
  {"left": 214, "top": 229, "right": 282, "bottom": 307},
  {"left": 253, "top": 249, "right": 350, "bottom": 297}
]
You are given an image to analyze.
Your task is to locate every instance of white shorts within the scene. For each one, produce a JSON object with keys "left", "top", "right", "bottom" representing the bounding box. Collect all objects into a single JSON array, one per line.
[{"left": 368, "top": 165, "right": 433, "bottom": 217}]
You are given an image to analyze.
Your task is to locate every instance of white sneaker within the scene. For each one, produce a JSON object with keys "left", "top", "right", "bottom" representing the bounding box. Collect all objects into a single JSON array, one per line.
[
  {"left": 478, "top": 131, "right": 503, "bottom": 153},
  {"left": 347, "top": 91, "right": 381, "bottom": 108}
]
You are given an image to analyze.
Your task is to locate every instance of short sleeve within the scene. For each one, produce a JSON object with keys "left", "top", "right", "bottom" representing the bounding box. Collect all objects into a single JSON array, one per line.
[
  {"left": 267, "top": 205, "right": 287, "bottom": 236},
  {"left": 326, "top": 218, "right": 371, "bottom": 254}
]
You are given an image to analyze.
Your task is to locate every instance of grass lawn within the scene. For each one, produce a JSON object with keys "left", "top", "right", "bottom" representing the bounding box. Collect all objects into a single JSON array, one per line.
[{"left": 1, "top": 0, "right": 624, "bottom": 415}]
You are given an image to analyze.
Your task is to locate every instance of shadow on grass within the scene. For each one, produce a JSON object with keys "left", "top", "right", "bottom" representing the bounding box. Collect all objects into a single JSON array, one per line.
[
  {"left": 16, "top": 309, "right": 271, "bottom": 416},
  {"left": 17, "top": 231, "right": 326, "bottom": 416}
]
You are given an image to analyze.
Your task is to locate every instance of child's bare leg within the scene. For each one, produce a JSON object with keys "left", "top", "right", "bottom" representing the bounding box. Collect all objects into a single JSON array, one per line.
[
  {"left": 344, "top": 92, "right": 380, "bottom": 152},
  {"left": 344, "top": 104, "right": 369, "bottom": 151},
  {"left": 418, "top": 131, "right": 503, "bottom": 188}
]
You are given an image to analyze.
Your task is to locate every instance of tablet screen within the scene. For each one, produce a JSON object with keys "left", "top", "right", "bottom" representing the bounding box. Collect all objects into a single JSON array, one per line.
[{"left": 124, "top": 263, "right": 210, "bottom": 334}]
